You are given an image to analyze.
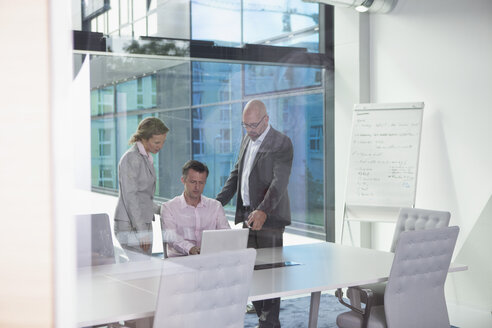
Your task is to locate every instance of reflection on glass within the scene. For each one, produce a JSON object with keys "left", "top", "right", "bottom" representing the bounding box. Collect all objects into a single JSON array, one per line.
[
  {"left": 91, "top": 86, "right": 114, "bottom": 115},
  {"left": 191, "top": 0, "right": 319, "bottom": 51},
  {"left": 271, "top": 31, "right": 320, "bottom": 53},
  {"left": 244, "top": 64, "right": 321, "bottom": 95},
  {"left": 75, "top": 0, "right": 320, "bottom": 53},
  {"left": 243, "top": 0, "right": 319, "bottom": 45},
  {"left": 108, "top": 1, "right": 119, "bottom": 34},
  {"left": 191, "top": 0, "right": 242, "bottom": 46},
  {"left": 91, "top": 118, "right": 117, "bottom": 189},
  {"left": 192, "top": 62, "right": 242, "bottom": 105},
  {"left": 120, "top": 0, "right": 129, "bottom": 26},
  {"left": 133, "top": 1, "right": 147, "bottom": 21},
  {"left": 85, "top": 54, "right": 327, "bottom": 235},
  {"left": 191, "top": 103, "right": 243, "bottom": 198},
  {"left": 116, "top": 76, "right": 156, "bottom": 112},
  {"left": 133, "top": 18, "right": 147, "bottom": 38}
]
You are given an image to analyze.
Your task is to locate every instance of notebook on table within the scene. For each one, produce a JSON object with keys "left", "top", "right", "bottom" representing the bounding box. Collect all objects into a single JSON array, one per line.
[{"left": 200, "top": 228, "right": 249, "bottom": 254}]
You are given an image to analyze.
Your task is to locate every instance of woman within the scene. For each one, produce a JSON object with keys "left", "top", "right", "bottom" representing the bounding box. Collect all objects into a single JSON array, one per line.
[{"left": 114, "top": 117, "right": 169, "bottom": 256}]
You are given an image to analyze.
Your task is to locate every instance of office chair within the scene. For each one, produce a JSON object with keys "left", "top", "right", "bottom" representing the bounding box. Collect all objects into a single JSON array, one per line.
[
  {"left": 336, "top": 226, "right": 459, "bottom": 328},
  {"left": 76, "top": 213, "right": 129, "bottom": 328},
  {"left": 345, "top": 207, "right": 451, "bottom": 307},
  {"left": 76, "top": 213, "right": 116, "bottom": 267},
  {"left": 153, "top": 248, "right": 256, "bottom": 328}
]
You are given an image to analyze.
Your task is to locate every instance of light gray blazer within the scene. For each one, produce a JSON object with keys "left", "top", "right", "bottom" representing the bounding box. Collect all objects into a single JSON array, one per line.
[{"left": 114, "top": 144, "right": 160, "bottom": 235}]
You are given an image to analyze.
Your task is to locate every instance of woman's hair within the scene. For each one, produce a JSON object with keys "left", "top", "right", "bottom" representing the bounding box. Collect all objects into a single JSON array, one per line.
[{"left": 129, "top": 117, "right": 169, "bottom": 144}]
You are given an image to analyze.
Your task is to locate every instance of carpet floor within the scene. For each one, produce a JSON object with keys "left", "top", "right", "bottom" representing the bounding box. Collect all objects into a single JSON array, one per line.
[
  {"left": 244, "top": 293, "right": 347, "bottom": 328},
  {"left": 244, "top": 293, "right": 459, "bottom": 328}
]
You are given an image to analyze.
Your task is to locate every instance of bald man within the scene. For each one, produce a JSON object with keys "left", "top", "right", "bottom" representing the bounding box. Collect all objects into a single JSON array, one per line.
[{"left": 217, "top": 99, "right": 293, "bottom": 328}]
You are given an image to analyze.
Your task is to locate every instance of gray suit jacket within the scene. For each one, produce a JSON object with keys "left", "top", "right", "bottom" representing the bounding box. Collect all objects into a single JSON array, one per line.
[
  {"left": 217, "top": 127, "right": 293, "bottom": 228},
  {"left": 114, "top": 144, "right": 160, "bottom": 234}
]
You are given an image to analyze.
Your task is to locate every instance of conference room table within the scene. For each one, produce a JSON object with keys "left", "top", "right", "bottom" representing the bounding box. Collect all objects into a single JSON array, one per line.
[{"left": 77, "top": 242, "right": 467, "bottom": 328}]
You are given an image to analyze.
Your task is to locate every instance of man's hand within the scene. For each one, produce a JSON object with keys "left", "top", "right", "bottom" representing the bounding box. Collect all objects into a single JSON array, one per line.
[
  {"left": 247, "top": 210, "right": 267, "bottom": 230},
  {"left": 138, "top": 235, "right": 152, "bottom": 253},
  {"left": 189, "top": 246, "right": 201, "bottom": 255}
]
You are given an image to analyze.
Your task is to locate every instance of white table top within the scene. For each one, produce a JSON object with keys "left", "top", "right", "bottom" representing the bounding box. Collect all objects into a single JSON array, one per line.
[
  {"left": 77, "top": 242, "right": 467, "bottom": 327},
  {"left": 250, "top": 242, "right": 393, "bottom": 301}
]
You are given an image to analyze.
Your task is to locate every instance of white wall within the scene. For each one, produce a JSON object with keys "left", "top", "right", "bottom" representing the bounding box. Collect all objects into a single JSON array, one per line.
[
  {"left": 335, "top": 0, "right": 492, "bottom": 309},
  {"left": 367, "top": 0, "right": 492, "bottom": 251},
  {"left": 0, "top": 1, "right": 54, "bottom": 327}
]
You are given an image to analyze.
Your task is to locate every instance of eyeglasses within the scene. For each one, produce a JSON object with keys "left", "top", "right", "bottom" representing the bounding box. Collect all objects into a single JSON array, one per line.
[{"left": 241, "top": 115, "right": 266, "bottom": 129}]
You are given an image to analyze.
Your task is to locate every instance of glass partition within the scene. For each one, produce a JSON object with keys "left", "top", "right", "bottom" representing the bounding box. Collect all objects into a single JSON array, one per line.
[
  {"left": 73, "top": 2, "right": 333, "bottom": 327},
  {"left": 80, "top": 0, "right": 320, "bottom": 52},
  {"left": 80, "top": 51, "right": 328, "bottom": 237}
]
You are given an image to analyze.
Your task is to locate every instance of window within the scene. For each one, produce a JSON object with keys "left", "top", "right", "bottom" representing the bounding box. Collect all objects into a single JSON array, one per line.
[
  {"left": 91, "top": 87, "right": 114, "bottom": 116},
  {"left": 220, "top": 107, "right": 230, "bottom": 121},
  {"left": 192, "top": 128, "right": 204, "bottom": 155},
  {"left": 192, "top": 92, "right": 203, "bottom": 107},
  {"left": 98, "top": 165, "right": 114, "bottom": 188},
  {"left": 192, "top": 107, "right": 203, "bottom": 121},
  {"left": 80, "top": 0, "right": 333, "bottom": 240},
  {"left": 151, "top": 75, "right": 156, "bottom": 105},
  {"left": 192, "top": 0, "right": 319, "bottom": 51},
  {"left": 219, "top": 90, "right": 230, "bottom": 102},
  {"left": 116, "top": 76, "right": 155, "bottom": 112},
  {"left": 310, "top": 125, "right": 322, "bottom": 152},
  {"left": 87, "top": 57, "right": 329, "bottom": 237},
  {"left": 219, "top": 128, "right": 231, "bottom": 153},
  {"left": 98, "top": 128, "right": 112, "bottom": 156}
]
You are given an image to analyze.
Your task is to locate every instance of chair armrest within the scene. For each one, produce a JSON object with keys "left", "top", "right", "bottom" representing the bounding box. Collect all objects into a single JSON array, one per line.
[
  {"left": 348, "top": 282, "right": 386, "bottom": 307},
  {"left": 336, "top": 287, "right": 374, "bottom": 328}
]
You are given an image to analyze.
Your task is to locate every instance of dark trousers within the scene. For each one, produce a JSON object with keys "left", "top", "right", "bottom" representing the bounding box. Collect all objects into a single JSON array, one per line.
[{"left": 244, "top": 213, "right": 284, "bottom": 328}]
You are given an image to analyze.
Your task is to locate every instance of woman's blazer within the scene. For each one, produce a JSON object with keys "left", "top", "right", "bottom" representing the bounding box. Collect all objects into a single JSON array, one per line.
[{"left": 114, "top": 144, "right": 160, "bottom": 233}]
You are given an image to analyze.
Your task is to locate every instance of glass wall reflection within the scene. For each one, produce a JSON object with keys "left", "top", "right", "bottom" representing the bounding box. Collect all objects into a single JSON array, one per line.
[
  {"left": 81, "top": 0, "right": 320, "bottom": 52},
  {"left": 76, "top": 0, "right": 331, "bottom": 238},
  {"left": 85, "top": 52, "right": 326, "bottom": 236}
]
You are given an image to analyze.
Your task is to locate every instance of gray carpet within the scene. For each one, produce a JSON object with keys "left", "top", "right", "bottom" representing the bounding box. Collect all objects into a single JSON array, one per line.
[
  {"left": 244, "top": 293, "right": 348, "bottom": 328},
  {"left": 244, "top": 293, "right": 459, "bottom": 328}
]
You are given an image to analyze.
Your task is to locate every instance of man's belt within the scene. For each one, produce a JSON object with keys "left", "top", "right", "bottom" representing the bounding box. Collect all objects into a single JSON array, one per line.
[{"left": 242, "top": 205, "right": 252, "bottom": 212}]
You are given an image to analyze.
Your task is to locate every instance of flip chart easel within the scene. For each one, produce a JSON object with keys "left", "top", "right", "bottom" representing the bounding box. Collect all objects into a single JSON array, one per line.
[{"left": 341, "top": 102, "right": 424, "bottom": 247}]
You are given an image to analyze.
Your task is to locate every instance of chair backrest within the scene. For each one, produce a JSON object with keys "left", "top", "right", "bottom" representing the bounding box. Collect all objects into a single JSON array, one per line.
[
  {"left": 384, "top": 226, "right": 459, "bottom": 328},
  {"left": 153, "top": 248, "right": 256, "bottom": 328},
  {"left": 76, "top": 213, "right": 115, "bottom": 267},
  {"left": 390, "top": 208, "right": 451, "bottom": 252}
]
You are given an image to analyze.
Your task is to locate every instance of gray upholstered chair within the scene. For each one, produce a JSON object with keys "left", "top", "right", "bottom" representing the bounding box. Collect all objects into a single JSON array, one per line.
[
  {"left": 346, "top": 207, "right": 451, "bottom": 306},
  {"left": 336, "top": 226, "right": 459, "bottom": 328},
  {"left": 153, "top": 248, "right": 256, "bottom": 328},
  {"left": 76, "top": 213, "right": 116, "bottom": 267}
]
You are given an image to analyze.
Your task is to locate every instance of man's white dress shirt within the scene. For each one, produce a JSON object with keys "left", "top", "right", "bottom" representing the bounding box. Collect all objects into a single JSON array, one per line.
[
  {"left": 241, "top": 124, "right": 270, "bottom": 206},
  {"left": 161, "top": 194, "right": 230, "bottom": 257}
]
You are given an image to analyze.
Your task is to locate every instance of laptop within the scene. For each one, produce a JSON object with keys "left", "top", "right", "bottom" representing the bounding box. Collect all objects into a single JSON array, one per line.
[{"left": 200, "top": 228, "right": 249, "bottom": 254}]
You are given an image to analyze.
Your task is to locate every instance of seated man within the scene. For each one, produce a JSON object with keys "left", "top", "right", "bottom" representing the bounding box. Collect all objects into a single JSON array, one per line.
[{"left": 161, "top": 160, "right": 230, "bottom": 257}]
